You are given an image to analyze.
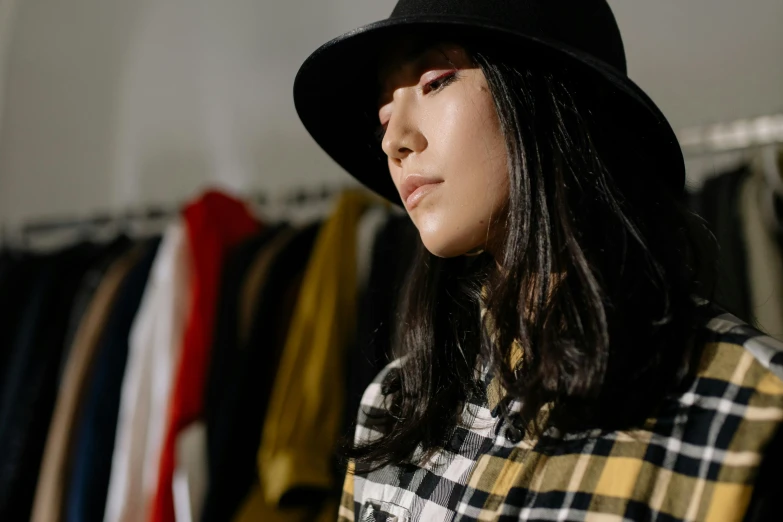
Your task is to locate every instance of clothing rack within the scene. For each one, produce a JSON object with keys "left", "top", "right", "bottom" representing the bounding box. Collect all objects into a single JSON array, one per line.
[
  {"left": 678, "top": 112, "right": 783, "bottom": 158},
  {"left": 0, "top": 181, "right": 361, "bottom": 251}
]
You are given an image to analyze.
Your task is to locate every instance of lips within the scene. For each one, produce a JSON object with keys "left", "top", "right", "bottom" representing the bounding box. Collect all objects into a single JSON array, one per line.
[{"left": 400, "top": 174, "right": 444, "bottom": 210}]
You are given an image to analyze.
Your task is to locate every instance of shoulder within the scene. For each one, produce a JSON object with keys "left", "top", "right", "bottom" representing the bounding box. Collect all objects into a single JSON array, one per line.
[
  {"left": 661, "top": 306, "right": 783, "bottom": 519},
  {"left": 683, "top": 304, "right": 783, "bottom": 461},
  {"left": 354, "top": 357, "right": 406, "bottom": 446},
  {"left": 696, "top": 305, "right": 783, "bottom": 391}
]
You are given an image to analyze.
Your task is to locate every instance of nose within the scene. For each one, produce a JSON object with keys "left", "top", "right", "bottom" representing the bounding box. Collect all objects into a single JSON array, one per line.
[{"left": 380, "top": 92, "right": 427, "bottom": 166}]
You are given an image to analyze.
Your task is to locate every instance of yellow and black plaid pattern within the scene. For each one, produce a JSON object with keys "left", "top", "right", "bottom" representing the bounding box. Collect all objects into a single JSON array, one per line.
[{"left": 339, "top": 307, "right": 783, "bottom": 521}]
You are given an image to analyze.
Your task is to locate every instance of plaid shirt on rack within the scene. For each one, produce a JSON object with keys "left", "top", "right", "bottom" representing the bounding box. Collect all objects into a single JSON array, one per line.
[{"left": 338, "top": 305, "right": 783, "bottom": 521}]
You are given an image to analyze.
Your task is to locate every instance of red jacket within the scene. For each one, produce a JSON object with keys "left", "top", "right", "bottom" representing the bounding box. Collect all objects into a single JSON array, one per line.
[{"left": 151, "top": 189, "right": 261, "bottom": 522}]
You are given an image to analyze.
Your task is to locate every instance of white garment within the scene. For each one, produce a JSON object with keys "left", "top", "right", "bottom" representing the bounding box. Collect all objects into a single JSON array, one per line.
[
  {"left": 355, "top": 205, "right": 389, "bottom": 294},
  {"left": 172, "top": 422, "right": 208, "bottom": 522},
  {"left": 103, "top": 221, "right": 191, "bottom": 522}
]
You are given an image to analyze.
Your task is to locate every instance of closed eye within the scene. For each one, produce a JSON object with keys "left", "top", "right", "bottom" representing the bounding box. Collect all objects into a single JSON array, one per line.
[
  {"left": 423, "top": 71, "right": 459, "bottom": 94},
  {"left": 374, "top": 71, "right": 460, "bottom": 145}
]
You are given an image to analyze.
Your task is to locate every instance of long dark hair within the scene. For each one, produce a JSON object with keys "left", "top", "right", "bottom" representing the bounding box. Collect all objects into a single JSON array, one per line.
[{"left": 346, "top": 39, "right": 710, "bottom": 470}]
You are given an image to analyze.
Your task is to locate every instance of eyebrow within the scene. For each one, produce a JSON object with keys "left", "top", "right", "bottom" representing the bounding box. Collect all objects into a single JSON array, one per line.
[{"left": 378, "top": 41, "right": 432, "bottom": 77}]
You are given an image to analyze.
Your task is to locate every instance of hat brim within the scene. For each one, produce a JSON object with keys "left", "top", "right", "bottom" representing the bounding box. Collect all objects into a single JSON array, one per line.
[{"left": 294, "top": 16, "right": 685, "bottom": 207}]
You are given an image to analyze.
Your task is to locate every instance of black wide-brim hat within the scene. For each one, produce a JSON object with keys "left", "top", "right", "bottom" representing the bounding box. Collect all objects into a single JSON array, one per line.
[{"left": 293, "top": 0, "right": 685, "bottom": 207}]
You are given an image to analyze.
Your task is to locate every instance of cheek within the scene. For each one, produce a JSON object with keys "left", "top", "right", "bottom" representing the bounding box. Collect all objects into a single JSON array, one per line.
[
  {"left": 435, "top": 91, "right": 508, "bottom": 208},
  {"left": 387, "top": 157, "right": 400, "bottom": 185},
  {"left": 413, "top": 90, "right": 508, "bottom": 257}
]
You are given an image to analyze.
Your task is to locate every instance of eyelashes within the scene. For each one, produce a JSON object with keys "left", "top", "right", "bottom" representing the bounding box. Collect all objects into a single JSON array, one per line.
[
  {"left": 374, "top": 71, "right": 460, "bottom": 145},
  {"left": 424, "top": 70, "right": 459, "bottom": 94}
]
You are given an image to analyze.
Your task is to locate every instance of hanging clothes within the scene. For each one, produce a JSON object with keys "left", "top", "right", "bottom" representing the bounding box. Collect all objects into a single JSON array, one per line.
[
  {"left": 339, "top": 205, "right": 390, "bottom": 449},
  {"left": 234, "top": 189, "right": 376, "bottom": 522},
  {"left": 0, "top": 251, "right": 37, "bottom": 396},
  {"left": 151, "top": 190, "right": 261, "bottom": 522},
  {"left": 56, "top": 235, "right": 134, "bottom": 387},
  {"left": 690, "top": 164, "right": 752, "bottom": 323},
  {"left": 0, "top": 251, "right": 14, "bottom": 391},
  {"left": 30, "top": 243, "right": 145, "bottom": 522},
  {"left": 691, "top": 151, "right": 783, "bottom": 339},
  {"left": 739, "top": 170, "right": 783, "bottom": 338},
  {"left": 201, "top": 225, "right": 292, "bottom": 520},
  {"left": 238, "top": 227, "right": 298, "bottom": 343},
  {"left": 175, "top": 225, "right": 284, "bottom": 522},
  {"left": 343, "top": 214, "right": 417, "bottom": 445},
  {"left": 0, "top": 241, "right": 104, "bottom": 521},
  {"left": 173, "top": 422, "right": 208, "bottom": 522},
  {"left": 1, "top": 185, "right": 398, "bottom": 522},
  {"left": 64, "top": 237, "right": 161, "bottom": 522},
  {"left": 355, "top": 206, "right": 390, "bottom": 296},
  {"left": 202, "top": 222, "right": 319, "bottom": 522},
  {"left": 203, "top": 225, "right": 285, "bottom": 470},
  {"left": 102, "top": 221, "right": 191, "bottom": 522}
]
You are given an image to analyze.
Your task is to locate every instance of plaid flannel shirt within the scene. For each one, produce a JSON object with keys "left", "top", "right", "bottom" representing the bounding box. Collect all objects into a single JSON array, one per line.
[{"left": 338, "top": 305, "right": 783, "bottom": 521}]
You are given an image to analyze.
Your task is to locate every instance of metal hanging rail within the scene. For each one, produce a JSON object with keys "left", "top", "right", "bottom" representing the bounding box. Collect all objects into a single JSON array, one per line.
[{"left": 677, "top": 112, "right": 783, "bottom": 158}]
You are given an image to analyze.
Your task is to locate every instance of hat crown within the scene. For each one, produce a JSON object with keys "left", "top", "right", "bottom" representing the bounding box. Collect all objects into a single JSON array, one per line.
[{"left": 390, "top": 0, "right": 627, "bottom": 74}]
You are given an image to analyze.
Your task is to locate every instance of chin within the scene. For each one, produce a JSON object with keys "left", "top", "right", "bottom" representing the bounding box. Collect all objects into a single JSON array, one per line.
[
  {"left": 419, "top": 234, "right": 477, "bottom": 259},
  {"left": 414, "top": 213, "right": 490, "bottom": 259}
]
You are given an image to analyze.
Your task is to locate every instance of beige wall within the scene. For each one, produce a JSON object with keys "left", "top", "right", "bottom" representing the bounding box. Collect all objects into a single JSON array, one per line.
[{"left": 0, "top": 0, "right": 781, "bottom": 224}]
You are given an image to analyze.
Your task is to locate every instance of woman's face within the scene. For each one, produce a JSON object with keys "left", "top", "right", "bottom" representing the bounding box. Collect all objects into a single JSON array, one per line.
[{"left": 377, "top": 42, "right": 509, "bottom": 258}]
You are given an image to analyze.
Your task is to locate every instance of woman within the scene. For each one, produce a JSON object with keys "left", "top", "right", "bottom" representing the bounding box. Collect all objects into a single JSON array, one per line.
[{"left": 294, "top": 1, "right": 783, "bottom": 520}]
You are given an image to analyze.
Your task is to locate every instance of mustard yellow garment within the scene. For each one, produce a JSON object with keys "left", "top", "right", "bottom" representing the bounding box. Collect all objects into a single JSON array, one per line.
[{"left": 234, "top": 189, "right": 376, "bottom": 521}]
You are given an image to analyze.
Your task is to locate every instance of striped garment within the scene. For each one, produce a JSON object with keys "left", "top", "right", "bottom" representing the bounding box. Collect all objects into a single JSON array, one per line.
[{"left": 338, "top": 305, "right": 783, "bottom": 521}]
